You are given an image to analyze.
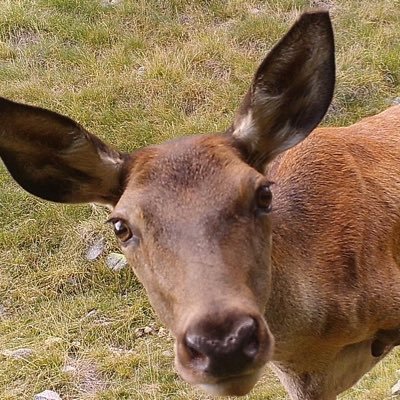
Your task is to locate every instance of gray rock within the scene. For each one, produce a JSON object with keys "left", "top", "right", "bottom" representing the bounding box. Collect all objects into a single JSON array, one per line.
[
  {"left": 0, "top": 304, "right": 6, "bottom": 317},
  {"left": 106, "top": 253, "right": 128, "bottom": 271},
  {"left": 162, "top": 350, "right": 173, "bottom": 358},
  {"left": 392, "top": 380, "right": 400, "bottom": 395},
  {"left": 249, "top": 7, "right": 261, "bottom": 15},
  {"left": 44, "top": 337, "right": 63, "bottom": 348},
  {"left": 34, "top": 390, "right": 62, "bottom": 400},
  {"left": 62, "top": 365, "right": 77, "bottom": 374},
  {"left": 310, "top": 0, "right": 336, "bottom": 10},
  {"left": 101, "top": 0, "right": 122, "bottom": 6},
  {"left": 2, "top": 348, "right": 34, "bottom": 359},
  {"left": 137, "top": 66, "right": 146, "bottom": 75},
  {"left": 85, "top": 309, "right": 97, "bottom": 318},
  {"left": 392, "top": 97, "right": 400, "bottom": 106},
  {"left": 158, "top": 327, "right": 167, "bottom": 337},
  {"left": 86, "top": 237, "right": 105, "bottom": 261},
  {"left": 143, "top": 326, "right": 153, "bottom": 334}
]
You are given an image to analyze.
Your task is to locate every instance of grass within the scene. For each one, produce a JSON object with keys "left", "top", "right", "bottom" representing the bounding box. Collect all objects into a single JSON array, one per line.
[{"left": 0, "top": 0, "right": 399, "bottom": 399}]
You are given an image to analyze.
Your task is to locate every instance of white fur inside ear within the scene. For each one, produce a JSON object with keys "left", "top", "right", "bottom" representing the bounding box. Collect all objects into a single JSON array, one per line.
[
  {"left": 98, "top": 150, "right": 124, "bottom": 166},
  {"left": 232, "top": 111, "right": 259, "bottom": 152},
  {"left": 232, "top": 105, "right": 307, "bottom": 160}
]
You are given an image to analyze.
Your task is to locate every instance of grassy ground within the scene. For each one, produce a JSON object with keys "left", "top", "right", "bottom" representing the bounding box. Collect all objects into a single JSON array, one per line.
[{"left": 0, "top": 0, "right": 399, "bottom": 399}]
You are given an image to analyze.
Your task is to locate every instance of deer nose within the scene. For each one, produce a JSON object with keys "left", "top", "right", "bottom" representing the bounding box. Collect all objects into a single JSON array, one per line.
[{"left": 183, "top": 316, "right": 261, "bottom": 377}]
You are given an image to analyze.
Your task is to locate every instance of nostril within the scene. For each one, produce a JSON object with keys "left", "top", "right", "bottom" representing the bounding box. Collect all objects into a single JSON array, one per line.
[
  {"left": 185, "top": 333, "right": 209, "bottom": 370},
  {"left": 243, "top": 332, "right": 259, "bottom": 359},
  {"left": 234, "top": 316, "right": 259, "bottom": 359},
  {"left": 182, "top": 315, "right": 263, "bottom": 378}
]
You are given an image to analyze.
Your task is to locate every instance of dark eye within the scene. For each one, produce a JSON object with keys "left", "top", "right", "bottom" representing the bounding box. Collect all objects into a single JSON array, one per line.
[
  {"left": 111, "top": 219, "right": 133, "bottom": 242},
  {"left": 255, "top": 185, "right": 272, "bottom": 214}
]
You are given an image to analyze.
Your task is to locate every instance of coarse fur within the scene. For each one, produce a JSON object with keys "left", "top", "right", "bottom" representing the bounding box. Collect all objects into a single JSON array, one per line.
[
  {"left": 1, "top": 11, "right": 400, "bottom": 400},
  {"left": 267, "top": 105, "right": 400, "bottom": 398}
]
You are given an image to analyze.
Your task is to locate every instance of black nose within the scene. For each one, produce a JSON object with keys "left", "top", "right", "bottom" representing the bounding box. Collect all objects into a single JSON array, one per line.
[{"left": 184, "top": 316, "right": 260, "bottom": 377}]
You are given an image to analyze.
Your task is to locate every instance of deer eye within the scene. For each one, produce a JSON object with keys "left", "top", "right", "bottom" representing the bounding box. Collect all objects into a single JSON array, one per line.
[
  {"left": 113, "top": 219, "right": 132, "bottom": 242},
  {"left": 255, "top": 185, "right": 272, "bottom": 214},
  {"left": 109, "top": 218, "right": 133, "bottom": 243}
]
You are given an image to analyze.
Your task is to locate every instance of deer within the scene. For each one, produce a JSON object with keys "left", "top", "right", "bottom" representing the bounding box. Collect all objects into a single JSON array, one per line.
[{"left": 1, "top": 10, "right": 400, "bottom": 400}]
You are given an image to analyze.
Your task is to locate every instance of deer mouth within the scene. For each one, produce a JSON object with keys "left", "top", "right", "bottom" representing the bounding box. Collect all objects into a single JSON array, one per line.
[
  {"left": 175, "top": 349, "right": 268, "bottom": 396},
  {"left": 173, "top": 310, "right": 273, "bottom": 395},
  {"left": 196, "top": 370, "right": 263, "bottom": 396}
]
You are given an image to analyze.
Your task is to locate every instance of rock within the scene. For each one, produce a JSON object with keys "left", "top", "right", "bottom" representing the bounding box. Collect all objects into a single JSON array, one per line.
[
  {"left": 71, "top": 340, "right": 81, "bottom": 347},
  {"left": 392, "top": 380, "right": 400, "bottom": 395},
  {"left": 1, "top": 348, "right": 34, "bottom": 360},
  {"left": 109, "top": 346, "right": 134, "bottom": 356},
  {"left": 62, "top": 365, "right": 77, "bottom": 374},
  {"left": 85, "top": 309, "right": 97, "bottom": 319},
  {"left": 137, "top": 66, "right": 146, "bottom": 75},
  {"left": 44, "top": 337, "right": 63, "bottom": 348},
  {"left": 101, "top": 0, "right": 122, "bottom": 6},
  {"left": 179, "top": 14, "right": 193, "bottom": 25},
  {"left": 68, "top": 340, "right": 81, "bottom": 355},
  {"left": 392, "top": 97, "right": 400, "bottom": 106},
  {"left": 0, "top": 304, "right": 6, "bottom": 317},
  {"left": 34, "top": 390, "right": 62, "bottom": 400},
  {"left": 249, "top": 7, "right": 261, "bottom": 15},
  {"left": 158, "top": 327, "right": 167, "bottom": 337},
  {"left": 134, "top": 327, "right": 144, "bottom": 337},
  {"left": 310, "top": 0, "right": 336, "bottom": 10},
  {"left": 106, "top": 253, "right": 128, "bottom": 271},
  {"left": 162, "top": 350, "right": 173, "bottom": 358},
  {"left": 135, "top": 325, "right": 162, "bottom": 337},
  {"left": 143, "top": 326, "right": 153, "bottom": 334},
  {"left": 85, "top": 237, "right": 105, "bottom": 261}
]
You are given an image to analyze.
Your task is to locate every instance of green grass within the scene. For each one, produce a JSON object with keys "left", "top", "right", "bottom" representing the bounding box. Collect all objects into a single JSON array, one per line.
[{"left": 0, "top": 0, "right": 399, "bottom": 399}]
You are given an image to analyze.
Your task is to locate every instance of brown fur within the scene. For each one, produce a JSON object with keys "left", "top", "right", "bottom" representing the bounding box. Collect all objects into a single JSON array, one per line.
[
  {"left": 265, "top": 106, "right": 400, "bottom": 398},
  {"left": 0, "top": 97, "right": 125, "bottom": 204},
  {"left": 1, "top": 11, "right": 399, "bottom": 400}
]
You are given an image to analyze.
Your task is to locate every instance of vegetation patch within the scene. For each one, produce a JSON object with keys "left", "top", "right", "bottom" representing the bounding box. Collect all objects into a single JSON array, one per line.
[{"left": 0, "top": 0, "right": 399, "bottom": 399}]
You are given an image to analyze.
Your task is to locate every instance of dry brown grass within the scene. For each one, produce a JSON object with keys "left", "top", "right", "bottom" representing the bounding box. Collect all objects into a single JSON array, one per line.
[{"left": 0, "top": 0, "right": 399, "bottom": 399}]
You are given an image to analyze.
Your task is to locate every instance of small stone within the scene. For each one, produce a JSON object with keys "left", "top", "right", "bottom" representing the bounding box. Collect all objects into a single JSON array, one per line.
[
  {"left": 86, "top": 237, "right": 105, "bottom": 261},
  {"left": 34, "top": 390, "right": 62, "bottom": 400},
  {"left": 143, "top": 326, "right": 153, "bottom": 334},
  {"left": 310, "top": 0, "right": 336, "bottom": 10},
  {"left": 179, "top": 15, "right": 192, "bottom": 24},
  {"left": 66, "top": 276, "right": 78, "bottom": 286},
  {"left": 137, "top": 66, "right": 146, "bottom": 75},
  {"left": 0, "top": 304, "right": 6, "bottom": 317},
  {"left": 106, "top": 253, "right": 128, "bottom": 271},
  {"left": 44, "top": 337, "right": 63, "bottom": 348},
  {"left": 109, "top": 346, "right": 134, "bottom": 356},
  {"left": 392, "top": 97, "right": 400, "bottom": 106},
  {"left": 162, "top": 350, "right": 173, "bottom": 358},
  {"left": 158, "top": 327, "right": 167, "bottom": 337},
  {"left": 101, "top": 0, "right": 122, "bottom": 6},
  {"left": 249, "top": 7, "right": 261, "bottom": 14},
  {"left": 85, "top": 309, "right": 97, "bottom": 318},
  {"left": 1, "top": 348, "right": 34, "bottom": 359},
  {"left": 69, "top": 340, "right": 81, "bottom": 354},
  {"left": 391, "top": 380, "right": 400, "bottom": 395},
  {"left": 134, "top": 328, "right": 144, "bottom": 337},
  {"left": 62, "top": 365, "right": 77, "bottom": 374}
]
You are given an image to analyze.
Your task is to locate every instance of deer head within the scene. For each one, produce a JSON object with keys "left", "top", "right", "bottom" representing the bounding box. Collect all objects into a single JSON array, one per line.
[{"left": 0, "top": 11, "right": 334, "bottom": 396}]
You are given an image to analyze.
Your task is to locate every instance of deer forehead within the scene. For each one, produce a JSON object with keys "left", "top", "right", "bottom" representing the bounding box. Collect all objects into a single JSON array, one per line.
[{"left": 118, "top": 135, "right": 262, "bottom": 216}]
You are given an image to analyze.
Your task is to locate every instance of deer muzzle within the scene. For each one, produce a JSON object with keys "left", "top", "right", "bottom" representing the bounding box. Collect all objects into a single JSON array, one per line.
[{"left": 174, "top": 309, "right": 274, "bottom": 396}]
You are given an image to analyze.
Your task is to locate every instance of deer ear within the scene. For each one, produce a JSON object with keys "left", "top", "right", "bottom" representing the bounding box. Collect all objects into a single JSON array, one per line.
[
  {"left": 231, "top": 11, "right": 335, "bottom": 170},
  {"left": 0, "top": 97, "right": 128, "bottom": 206}
]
